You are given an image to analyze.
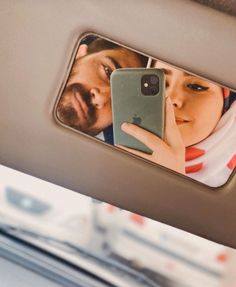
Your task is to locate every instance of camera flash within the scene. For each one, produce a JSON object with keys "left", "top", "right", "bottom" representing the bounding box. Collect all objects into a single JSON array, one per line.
[{"left": 144, "top": 83, "right": 148, "bottom": 87}]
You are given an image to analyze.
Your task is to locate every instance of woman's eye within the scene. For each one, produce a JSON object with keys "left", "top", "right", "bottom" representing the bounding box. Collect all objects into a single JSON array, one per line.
[
  {"left": 103, "top": 65, "right": 113, "bottom": 80},
  {"left": 187, "top": 83, "right": 209, "bottom": 91}
]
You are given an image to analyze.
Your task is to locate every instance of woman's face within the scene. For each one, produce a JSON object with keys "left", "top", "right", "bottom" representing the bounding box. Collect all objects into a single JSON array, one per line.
[{"left": 154, "top": 61, "right": 224, "bottom": 147}]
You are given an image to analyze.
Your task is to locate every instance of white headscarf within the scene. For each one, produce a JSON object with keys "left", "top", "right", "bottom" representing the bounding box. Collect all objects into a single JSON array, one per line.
[{"left": 185, "top": 101, "right": 236, "bottom": 187}]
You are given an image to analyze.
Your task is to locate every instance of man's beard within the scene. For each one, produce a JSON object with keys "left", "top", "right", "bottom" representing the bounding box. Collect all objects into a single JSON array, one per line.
[{"left": 57, "top": 84, "right": 97, "bottom": 135}]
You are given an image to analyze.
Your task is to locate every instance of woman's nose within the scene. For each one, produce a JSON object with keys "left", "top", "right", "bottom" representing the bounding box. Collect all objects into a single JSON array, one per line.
[
  {"left": 168, "top": 86, "right": 185, "bottom": 109},
  {"left": 90, "top": 88, "right": 109, "bottom": 109}
]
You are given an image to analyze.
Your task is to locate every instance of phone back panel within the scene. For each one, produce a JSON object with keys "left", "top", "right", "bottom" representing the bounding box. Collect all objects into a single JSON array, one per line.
[{"left": 111, "top": 68, "right": 165, "bottom": 153}]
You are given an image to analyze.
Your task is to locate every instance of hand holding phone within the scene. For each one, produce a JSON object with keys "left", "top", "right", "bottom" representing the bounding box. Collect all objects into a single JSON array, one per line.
[{"left": 119, "top": 97, "right": 186, "bottom": 174}]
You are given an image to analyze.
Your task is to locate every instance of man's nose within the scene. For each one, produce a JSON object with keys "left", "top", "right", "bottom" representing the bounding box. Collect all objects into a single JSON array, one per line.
[
  {"left": 168, "top": 87, "right": 185, "bottom": 109},
  {"left": 90, "top": 88, "right": 109, "bottom": 109}
]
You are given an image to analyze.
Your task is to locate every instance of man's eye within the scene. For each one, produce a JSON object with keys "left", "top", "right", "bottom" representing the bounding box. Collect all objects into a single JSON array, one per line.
[
  {"left": 103, "top": 65, "right": 113, "bottom": 80},
  {"left": 187, "top": 83, "right": 209, "bottom": 91}
]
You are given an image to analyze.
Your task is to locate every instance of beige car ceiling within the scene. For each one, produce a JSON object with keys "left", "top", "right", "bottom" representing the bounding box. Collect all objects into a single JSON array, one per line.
[{"left": 0, "top": 0, "right": 236, "bottom": 247}]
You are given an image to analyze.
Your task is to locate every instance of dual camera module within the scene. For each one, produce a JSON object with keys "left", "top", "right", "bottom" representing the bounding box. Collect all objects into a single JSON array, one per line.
[{"left": 141, "top": 74, "right": 159, "bottom": 96}]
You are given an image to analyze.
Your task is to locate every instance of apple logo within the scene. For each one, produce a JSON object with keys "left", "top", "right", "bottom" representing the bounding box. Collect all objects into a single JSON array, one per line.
[{"left": 132, "top": 114, "right": 142, "bottom": 125}]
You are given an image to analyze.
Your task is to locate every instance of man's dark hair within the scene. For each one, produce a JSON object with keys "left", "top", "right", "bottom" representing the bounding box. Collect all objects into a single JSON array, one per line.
[
  {"left": 87, "top": 37, "right": 120, "bottom": 54},
  {"left": 84, "top": 36, "right": 147, "bottom": 67}
]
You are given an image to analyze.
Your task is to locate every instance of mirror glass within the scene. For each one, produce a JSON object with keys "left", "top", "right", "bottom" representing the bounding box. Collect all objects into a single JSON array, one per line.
[{"left": 54, "top": 34, "right": 236, "bottom": 188}]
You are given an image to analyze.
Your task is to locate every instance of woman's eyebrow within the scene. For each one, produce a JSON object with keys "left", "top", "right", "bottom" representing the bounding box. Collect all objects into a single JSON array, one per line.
[
  {"left": 162, "top": 67, "right": 197, "bottom": 79},
  {"left": 183, "top": 71, "right": 193, "bottom": 77},
  {"left": 161, "top": 68, "right": 172, "bottom": 75}
]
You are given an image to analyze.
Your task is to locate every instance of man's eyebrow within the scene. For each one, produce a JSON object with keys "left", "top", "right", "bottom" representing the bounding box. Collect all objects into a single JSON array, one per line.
[{"left": 107, "top": 56, "right": 122, "bottom": 69}]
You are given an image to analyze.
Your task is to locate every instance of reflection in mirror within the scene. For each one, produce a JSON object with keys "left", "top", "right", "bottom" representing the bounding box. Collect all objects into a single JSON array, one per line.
[
  {"left": 56, "top": 35, "right": 148, "bottom": 137},
  {"left": 55, "top": 34, "right": 236, "bottom": 188}
]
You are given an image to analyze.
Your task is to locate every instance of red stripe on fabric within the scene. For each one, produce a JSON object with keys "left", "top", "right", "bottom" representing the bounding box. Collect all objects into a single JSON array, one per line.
[
  {"left": 185, "top": 163, "right": 204, "bottom": 174},
  {"left": 106, "top": 204, "right": 116, "bottom": 213},
  {"left": 130, "top": 213, "right": 145, "bottom": 226},
  {"left": 223, "top": 88, "right": 230, "bottom": 98},
  {"left": 185, "top": 147, "right": 205, "bottom": 161},
  {"left": 217, "top": 253, "right": 228, "bottom": 263},
  {"left": 227, "top": 155, "right": 236, "bottom": 170}
]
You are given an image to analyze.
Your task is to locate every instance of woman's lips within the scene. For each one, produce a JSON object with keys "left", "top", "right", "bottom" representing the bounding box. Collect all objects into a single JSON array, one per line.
[
  {"left": 175, "top": 117, "right": 190, "bottom": 125},
  {"left": 71, "top": 93, "right": 88, "bottom": 122}
]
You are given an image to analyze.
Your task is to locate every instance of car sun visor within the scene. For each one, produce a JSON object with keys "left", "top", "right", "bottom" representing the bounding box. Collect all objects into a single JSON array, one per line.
[{"left": 0, "top": 0, "right": 236, "bottom": 248}]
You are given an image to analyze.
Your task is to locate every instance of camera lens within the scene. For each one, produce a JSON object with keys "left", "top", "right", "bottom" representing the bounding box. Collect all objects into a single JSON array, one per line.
[
  {"left": 150, "top": 87, "right": 158, "bottom": 95},
  {"left": 141, "top": 74, "right": 159, "bottom": 96},
  {"left": 150, "top": 75, "right": 159, "bottom": 85}
]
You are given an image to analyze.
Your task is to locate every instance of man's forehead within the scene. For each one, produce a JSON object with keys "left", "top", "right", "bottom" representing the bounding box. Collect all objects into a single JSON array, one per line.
[{"left": 74, "top": 49, "right": 116, "bottom": 67}]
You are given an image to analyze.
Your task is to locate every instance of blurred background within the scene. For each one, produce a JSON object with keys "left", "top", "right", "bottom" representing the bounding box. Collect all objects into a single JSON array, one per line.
[{"left": 0, "top": 164, "right": 236, "bottom": 287}]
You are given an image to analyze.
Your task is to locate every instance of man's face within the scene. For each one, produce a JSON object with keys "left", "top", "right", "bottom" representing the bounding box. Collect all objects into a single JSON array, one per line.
[
  {"left": 154, "top": 61, "right": 224, "bottom": 147},
  {"left": 57, "top": 46, "right": 144, "bottom": 135}
]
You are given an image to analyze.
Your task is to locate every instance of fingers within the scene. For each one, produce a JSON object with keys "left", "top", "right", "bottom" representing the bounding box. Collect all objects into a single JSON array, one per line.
[
  {"left": 116, "top": 145, "right": 151, "bottom": 160},
  {"left": 165, "top": 96, "right": 177, "bottom": 130},
  {"left": 119, "top": 96, "right": 185, "bottom": 155},
  {"left": 121, "top": 122, "right": 166, "bottom": 151},
  {"left": 164, "top": 97, "right": 184, "bottom": 149}
]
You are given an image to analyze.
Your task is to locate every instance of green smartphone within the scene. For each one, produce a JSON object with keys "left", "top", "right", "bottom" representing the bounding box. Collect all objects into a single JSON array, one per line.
[{"left": 111, "top": 68, "right": 165, "bottom": 154}]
